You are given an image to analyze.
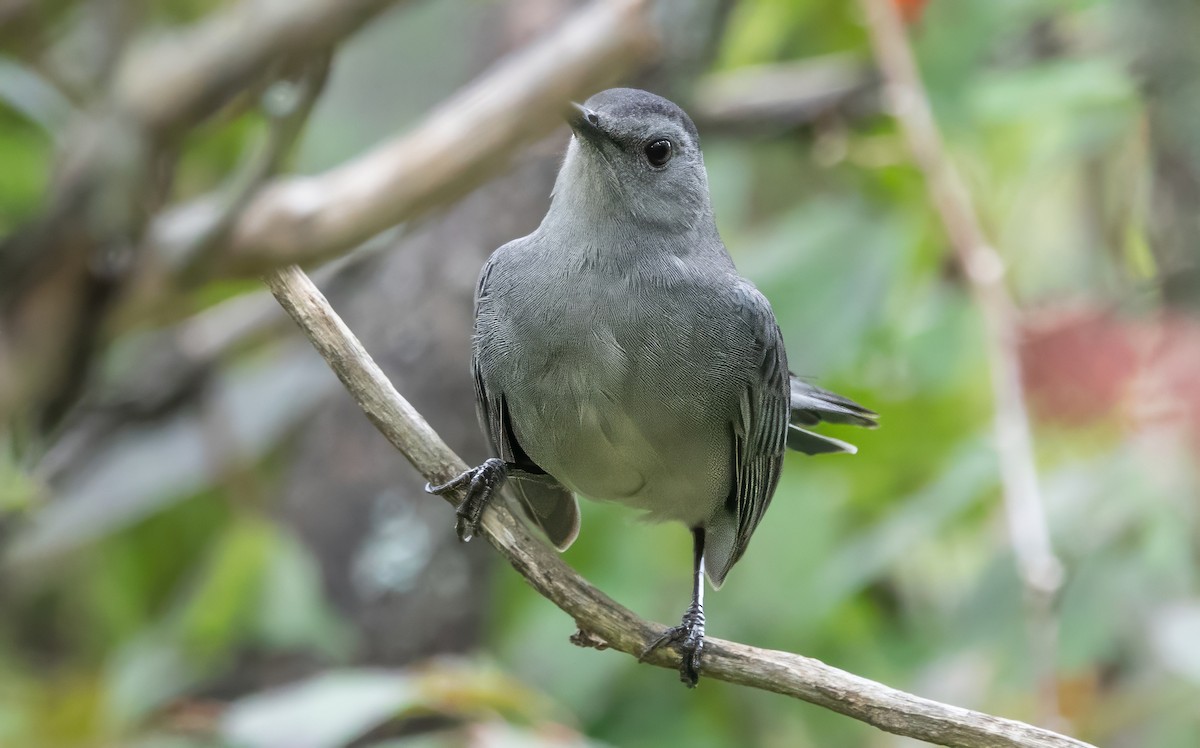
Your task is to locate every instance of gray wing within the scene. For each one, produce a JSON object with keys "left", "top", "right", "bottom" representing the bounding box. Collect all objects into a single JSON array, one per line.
[
  {"left": 473, "top": 252, "right": 580, "bottom": 550},
  {"left": 704, "top": 283, "right": 791, "bottom": 588},
  {"left": 787, "top": 377, "right": 878, "bottom": 455}
]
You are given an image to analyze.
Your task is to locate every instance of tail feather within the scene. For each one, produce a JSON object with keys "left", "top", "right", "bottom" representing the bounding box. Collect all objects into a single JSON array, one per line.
[
  {"left": 787, "top": 425, "right": 859, "bottom": 455},
  {"left": 510, "top": 476, "right": 580, "bottom": 551},
  {"left": 787, "top": 375, "right": 877, "bottom": 455},
  {"left": 790, "top": 376, "right": 878, "bottom": 427}
]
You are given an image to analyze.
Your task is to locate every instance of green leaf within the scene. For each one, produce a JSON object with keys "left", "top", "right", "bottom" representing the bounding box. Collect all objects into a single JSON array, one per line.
[{"left": 175, "top": 515, "right": 275, "bottom": 661}]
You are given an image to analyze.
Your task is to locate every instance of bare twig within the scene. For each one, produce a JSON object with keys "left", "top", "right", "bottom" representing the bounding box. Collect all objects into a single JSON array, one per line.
[
  {"left": 263, "top": 264, "right": 1094, "bottom": 748},
  {"left": 859, "top": 0, "right": 1066, "bottom": 724}
]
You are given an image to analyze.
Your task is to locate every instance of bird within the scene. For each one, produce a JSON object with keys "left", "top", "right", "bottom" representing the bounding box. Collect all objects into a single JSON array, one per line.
[{"left": 427, "top": 87, "right": 877, "bottom": 687}]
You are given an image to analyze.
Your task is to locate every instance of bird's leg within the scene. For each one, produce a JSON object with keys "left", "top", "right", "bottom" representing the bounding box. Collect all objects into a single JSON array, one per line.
[
  {"left": 425, "top": 458, "right": 509, "bottom": 542},
  {"left": 640, "top": 527, "right": 707, "bottom": 687}
]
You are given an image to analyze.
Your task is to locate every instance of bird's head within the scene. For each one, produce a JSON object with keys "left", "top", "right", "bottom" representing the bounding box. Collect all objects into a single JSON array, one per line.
[{"left": 553, "top": 88, "right": 714, "bottom": 234}]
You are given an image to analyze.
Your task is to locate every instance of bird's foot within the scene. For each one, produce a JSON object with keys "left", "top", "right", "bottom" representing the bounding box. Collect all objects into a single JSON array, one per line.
[
  {"left": 640, "top": 603, "right": 706, "bottom": 687},
  {"left": 425, "top": 458, "right": 507, "bottom": 542}
]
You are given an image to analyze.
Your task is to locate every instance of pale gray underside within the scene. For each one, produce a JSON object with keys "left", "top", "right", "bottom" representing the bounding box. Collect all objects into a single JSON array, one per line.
[{"left": 470, "top": 231, "right": 790, "bottom": 588}]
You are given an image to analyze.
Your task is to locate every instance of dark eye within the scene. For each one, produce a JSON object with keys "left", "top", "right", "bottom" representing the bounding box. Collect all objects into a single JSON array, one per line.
[{"left": 644, "top": 139, "right": 673, "bottom": 167}]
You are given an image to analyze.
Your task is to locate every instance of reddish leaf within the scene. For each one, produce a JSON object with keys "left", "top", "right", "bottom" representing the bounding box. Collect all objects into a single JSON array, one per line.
[{"left": 1019, "top": 304, "right": 1200, "bottom": 451}]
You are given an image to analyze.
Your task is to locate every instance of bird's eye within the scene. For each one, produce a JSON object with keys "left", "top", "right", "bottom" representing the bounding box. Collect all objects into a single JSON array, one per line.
[{"left": 644, "top": 139, "right": 673, "bottom": 167}]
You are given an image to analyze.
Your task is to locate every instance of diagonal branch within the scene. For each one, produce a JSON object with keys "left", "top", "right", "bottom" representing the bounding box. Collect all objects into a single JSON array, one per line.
[{"left": 263, "top": 264, "right": 1095, "bottom": 748}]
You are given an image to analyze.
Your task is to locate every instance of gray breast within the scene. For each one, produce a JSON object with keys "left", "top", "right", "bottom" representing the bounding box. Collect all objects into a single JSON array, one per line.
[{"left": 478, "top": 253, "right": 740, "bottom": 524}]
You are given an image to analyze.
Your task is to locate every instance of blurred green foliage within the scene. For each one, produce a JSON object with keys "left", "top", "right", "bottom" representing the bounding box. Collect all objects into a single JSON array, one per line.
[
  {"left": 0, "top": 106, "right": 51, "bottom": 232},
  {"left": 2, "top": 0, "right": 1199, "bottom": 746}
]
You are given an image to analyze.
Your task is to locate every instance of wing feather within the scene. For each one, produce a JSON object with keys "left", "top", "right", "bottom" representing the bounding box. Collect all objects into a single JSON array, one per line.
[
  {"left": 708, "top": 284, "right": 790, "bottom": 586},
  {"left": 473, "top": 252, "right": 579, "bottom": 550}
]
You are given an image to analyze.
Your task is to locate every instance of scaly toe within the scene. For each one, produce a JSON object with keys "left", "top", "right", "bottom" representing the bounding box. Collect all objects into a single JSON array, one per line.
[
  {"left": 455, "top": 513, "right": 478, "bottom": 542},
  {"left": 425, "top": 470, "right": 471, "bottom": 495},
  {"left": 678, "top": 635, "right": 704, "bottom": 687},
  {"left": 640, "top": 622, "right": 705, "bottom": 686},
  {"left": 639, "top": 625, "right": 685, "bottom": 662}
]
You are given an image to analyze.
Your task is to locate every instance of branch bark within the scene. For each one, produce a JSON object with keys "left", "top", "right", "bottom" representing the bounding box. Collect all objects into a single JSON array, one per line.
[
  {"left": 150, "top": 0, "right": 657, "bottom": 276},
  {"left": 859, "top": 0, "right": 1066, "bottom": 725},
  {"left": 263, "top": 264, "right": 1095, "bottom": 748}
]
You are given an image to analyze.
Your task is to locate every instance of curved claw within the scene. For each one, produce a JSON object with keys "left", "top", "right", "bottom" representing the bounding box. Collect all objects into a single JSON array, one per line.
[
  {"left": 426, "top": 469, "right": 475, "bottom": 496},
  {"left": 425, "top": 459, "right": 508, "bottom": 543}
]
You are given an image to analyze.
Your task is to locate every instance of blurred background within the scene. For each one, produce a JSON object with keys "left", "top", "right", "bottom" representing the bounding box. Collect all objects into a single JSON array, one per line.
[{"left": 1, "top": 0, "right": 1198, "bottom": 746}]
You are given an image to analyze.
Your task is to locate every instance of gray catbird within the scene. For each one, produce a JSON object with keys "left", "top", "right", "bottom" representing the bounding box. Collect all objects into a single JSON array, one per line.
[{"left": 428, "top": 88, "right": 877, "bottom": 686}]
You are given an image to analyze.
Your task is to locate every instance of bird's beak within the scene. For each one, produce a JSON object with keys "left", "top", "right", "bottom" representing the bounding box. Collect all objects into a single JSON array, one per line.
[{"left": 565, "top": 101, "right": 607, "bottom": 145}]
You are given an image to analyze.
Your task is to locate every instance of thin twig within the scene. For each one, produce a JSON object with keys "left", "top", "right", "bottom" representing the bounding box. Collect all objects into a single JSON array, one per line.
[
  {"left": 263, "top": 265, "right": 1094, "bottom": 748},
  {"left": 859, "top": 0, "right": 1066, "bottom": 724}
]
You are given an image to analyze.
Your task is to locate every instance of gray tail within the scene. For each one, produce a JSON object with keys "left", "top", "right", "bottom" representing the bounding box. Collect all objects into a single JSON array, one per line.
[
  {"left": 510, "top": 476, "right": 580, "bottom": 551},
  {"left": 788, "top": 376, "right": 878, "bottom": 455}
]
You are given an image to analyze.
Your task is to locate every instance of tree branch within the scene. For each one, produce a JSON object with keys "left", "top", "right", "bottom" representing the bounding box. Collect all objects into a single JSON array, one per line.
[
  {"left": 263, "top": 264, "right": 1095, "bottom": 748},
  {"left": 113, "top": 0, "right": 404, "bottom": 134},
  {"left": 150, "top": 0, "right": 657, "bottom": 276},
  {"left": 859, "top": 0, "right": 1066, "bottom": 725}
]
